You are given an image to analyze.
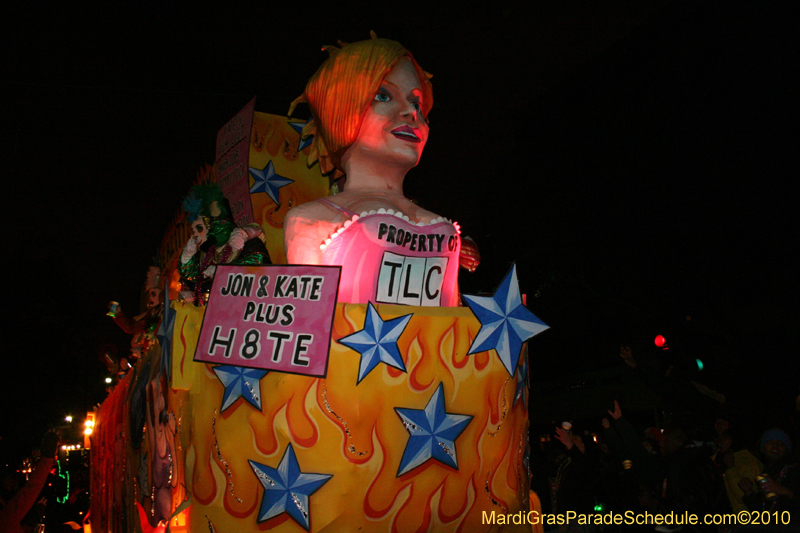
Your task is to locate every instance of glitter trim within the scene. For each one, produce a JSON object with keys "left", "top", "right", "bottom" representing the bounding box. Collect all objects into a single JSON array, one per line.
[
  {"left": 484, "top": 466, "right": 509, "bottom": 512},
  {"left": 211, "top": 410, "right": 243, "bottom": 503},
  {"left": 437, "top": 441, "right": 455, "bottom": 459},
  {"left": 254, "top": 469, "right": 275, "bottom": 487},
  {"left": 321, "top": 382, "right": 368, "bottom": 456},
  {"left": 403, "top": 421, "right": 424, "bottom": 433},
  {"left": 291, "top": 493, "right": 309, "bottom": 519},
  {"left": 244, "top": 380, "right": 260, "bottom": 403},
  {"left": 488, "top": 375, "right": 513, "bottom": 437}
]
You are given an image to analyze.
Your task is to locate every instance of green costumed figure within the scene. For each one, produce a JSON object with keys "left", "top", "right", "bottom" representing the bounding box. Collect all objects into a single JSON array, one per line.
[{"left": 179, "top": 184, "right": 270, "bottom": 305}]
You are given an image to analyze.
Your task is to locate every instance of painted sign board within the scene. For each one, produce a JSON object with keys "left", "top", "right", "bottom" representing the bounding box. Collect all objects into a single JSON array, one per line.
[
  {"left": 216, "top": 97, "right": 256, "bottom": 225},
  {"left": 194, "top": 265, "right": 340, "bottom": 377}
]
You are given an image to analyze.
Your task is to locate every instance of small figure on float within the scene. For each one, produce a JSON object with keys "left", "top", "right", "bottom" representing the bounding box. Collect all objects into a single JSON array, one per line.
[
  {"left": 178, "top": 184, "right": 271, "bottom": 305},
  {"left": 284, "top": 32, "right": 479, "bottom": 307},
  {"left": 98, "top": 344, "right": 132, "bottom": 381},
  {"left": 107, "top": 266, "right": 163, "bottom": 359}
]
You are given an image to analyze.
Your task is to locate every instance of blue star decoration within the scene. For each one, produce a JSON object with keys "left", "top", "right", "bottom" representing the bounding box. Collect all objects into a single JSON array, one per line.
[
  {"left": 249, "top": 444, "right": 332, "bottom": 530},
  {"left": 395, "top": 383, "right": 472, "bottom": 476},
  {"left": 156, "top": 289, "right": 176, "bottom": 382},
  {"left": 249, "top": 160, "right": 294, "bottom": 205},
  {"left": 288, "top": 119, "right": 314, "bottom": 151},
  {"left": 513, "top": 353, "right": 529, "bottom": 408},
  {"left": 462, "top": 264, "right": 549, "bottom": 377},
  {"left": 212, "top": 365, "right": 269, "bottom": 412},
  {"left": 337, "top": 302, "right": 412, "bottom": 384}
]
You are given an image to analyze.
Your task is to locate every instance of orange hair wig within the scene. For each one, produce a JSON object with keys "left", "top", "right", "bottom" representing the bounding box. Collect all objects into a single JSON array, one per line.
[{"left": 289, "top": 33, "right": 433, "bottom": 179}]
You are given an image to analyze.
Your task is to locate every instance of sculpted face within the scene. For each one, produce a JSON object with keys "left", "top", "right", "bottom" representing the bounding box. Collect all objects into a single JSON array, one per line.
[
  {"left": 345, "top": 58, "right": 429, "bottom": 170},
  {"left": 146, "top": 288, "right": 162, "bottom": 309},
  {"left": 191, "top": 217, "right": 209, "bottom": 245}
]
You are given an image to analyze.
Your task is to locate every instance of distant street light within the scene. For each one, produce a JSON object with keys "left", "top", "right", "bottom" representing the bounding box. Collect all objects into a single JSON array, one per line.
[{"left": 84, "top": 412, "right": 95, "bottom": 449}]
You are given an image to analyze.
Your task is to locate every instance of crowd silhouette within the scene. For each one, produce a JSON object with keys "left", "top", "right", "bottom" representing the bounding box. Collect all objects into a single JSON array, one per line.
[{"left": 530, "top": 347, "right": 799, "bottom": 532}]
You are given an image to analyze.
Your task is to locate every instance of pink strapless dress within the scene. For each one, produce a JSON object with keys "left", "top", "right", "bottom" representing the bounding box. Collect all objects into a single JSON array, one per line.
[{"left": 318, "top": 199, "right": 461, "bottom": 307}]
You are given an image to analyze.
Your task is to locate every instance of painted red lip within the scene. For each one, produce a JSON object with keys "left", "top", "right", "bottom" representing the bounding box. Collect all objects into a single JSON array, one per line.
[{"left": 391, "top": 125, "right": 421, "bottom": 143}]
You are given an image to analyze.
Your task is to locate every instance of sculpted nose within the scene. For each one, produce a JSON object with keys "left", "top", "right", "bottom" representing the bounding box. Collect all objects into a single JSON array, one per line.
[{"left": 401, "top": 101, "right": 418, "bottom": 122}]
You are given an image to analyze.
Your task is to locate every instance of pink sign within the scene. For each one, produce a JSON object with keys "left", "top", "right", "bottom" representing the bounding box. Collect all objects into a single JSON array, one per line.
[
  {"left": 215, "top": 97, "right": 255, "bottom": 225},
  {"left": 194, "top": 265, "right": 340, "bottom": 377}
]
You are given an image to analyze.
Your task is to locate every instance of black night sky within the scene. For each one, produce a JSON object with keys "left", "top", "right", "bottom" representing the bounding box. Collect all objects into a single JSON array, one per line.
[{"left": 4, "top": 2, "right": 797, "bottom": 460}]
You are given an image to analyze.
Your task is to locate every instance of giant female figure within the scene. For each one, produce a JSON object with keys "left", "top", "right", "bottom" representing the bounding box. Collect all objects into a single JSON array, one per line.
[
  {"left": 285, "top": 35, "right": 478, "bottom": 307},
  {"left": 173, "top": 37, "right": 530, "bottom": 533}
]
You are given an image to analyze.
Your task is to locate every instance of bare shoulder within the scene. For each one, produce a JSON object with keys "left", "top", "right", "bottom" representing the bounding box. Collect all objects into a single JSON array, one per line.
[
  {"left": 284, "top": 199, "right": 345, "bottom": 242},
  {"left": 284, "top": 200, "right": 343, "bottom": 264},
  {"left": 407, "top": 203, "right": 444, "bottom": 224},
  {"left": 285, "top": 199, "right": 330, "bottom": 222},
  {"left": 336, "top": 194, "right": 445, "bottom": 224}
]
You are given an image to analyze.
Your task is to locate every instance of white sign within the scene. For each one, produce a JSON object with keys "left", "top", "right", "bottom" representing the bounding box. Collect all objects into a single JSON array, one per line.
[{"left": 376, "top": 251, "right": 448, "bottom": 306}]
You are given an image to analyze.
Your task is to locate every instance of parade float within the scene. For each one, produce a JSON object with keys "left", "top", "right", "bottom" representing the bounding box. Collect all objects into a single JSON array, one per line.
[{"left": 91, "top": 35, "right": 548, "bottom": 533}]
